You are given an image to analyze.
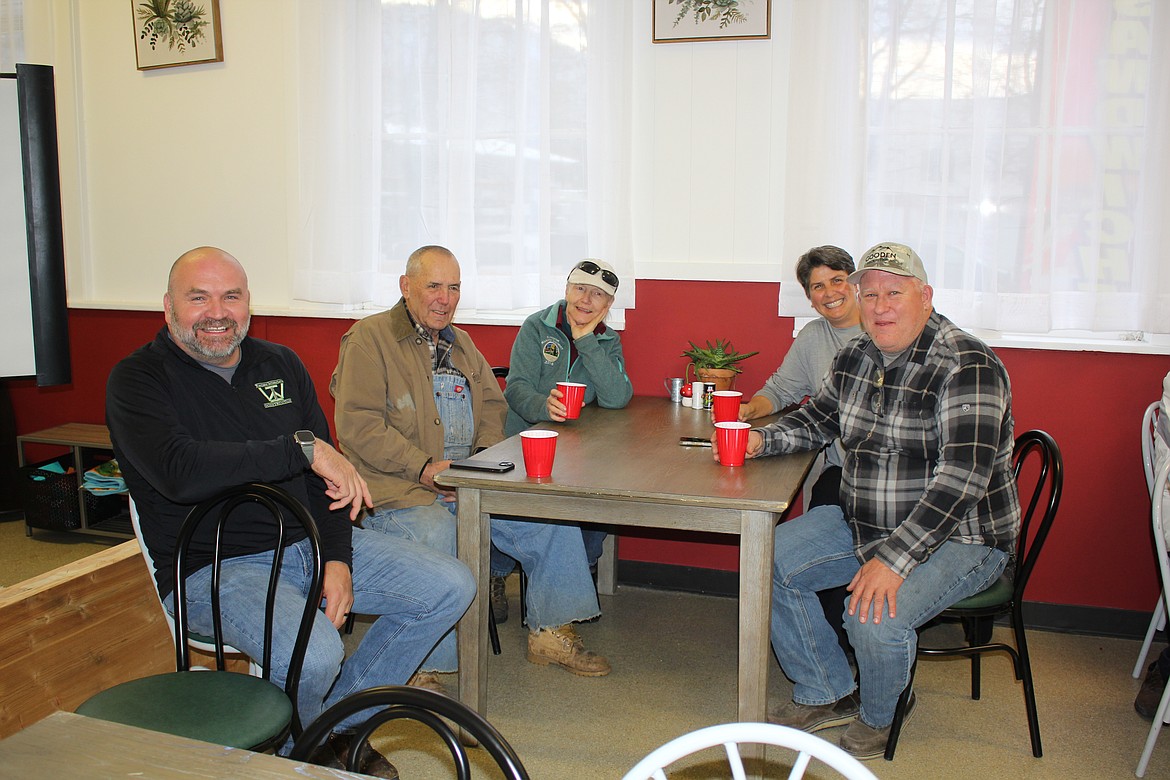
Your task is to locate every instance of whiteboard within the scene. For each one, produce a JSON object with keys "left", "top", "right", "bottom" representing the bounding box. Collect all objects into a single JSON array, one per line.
[
  {"left": 0, "top": 75, "right": 36, "bottom": 378},
  {"left": 1, "top": 64, "right": 70, "bottom": 386}
]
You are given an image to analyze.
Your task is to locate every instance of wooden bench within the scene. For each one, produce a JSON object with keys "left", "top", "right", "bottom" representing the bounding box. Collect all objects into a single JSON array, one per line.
[{"left": 0, "top": 541, "right": 205, "bottom": 738}]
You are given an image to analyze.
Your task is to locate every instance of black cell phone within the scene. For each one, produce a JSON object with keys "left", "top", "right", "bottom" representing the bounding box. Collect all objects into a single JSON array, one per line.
[
  {"left": 448, "top": 458, "right": 516, "bottom": 473},
  {"left": 679, "top": 436, "right": 712, "bottom": 447}
]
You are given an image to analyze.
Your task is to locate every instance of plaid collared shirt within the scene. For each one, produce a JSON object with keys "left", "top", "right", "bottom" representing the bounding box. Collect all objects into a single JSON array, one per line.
[
  {"left": 756, "top": 310, "right": 1020, "bottom": 578},
  {"left": 409, "top": 313, "right": 460, "bottom": 378}
]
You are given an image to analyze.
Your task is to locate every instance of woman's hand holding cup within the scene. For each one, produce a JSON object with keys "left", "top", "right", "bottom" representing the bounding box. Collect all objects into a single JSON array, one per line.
[{"left": 546, "top": 387, "right": 567, "bottom": 422}]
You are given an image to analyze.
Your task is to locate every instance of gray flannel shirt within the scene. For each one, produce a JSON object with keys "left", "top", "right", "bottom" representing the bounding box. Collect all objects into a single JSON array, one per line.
[{"left": 755, "top": 310, "right": 1020, "bottom": 578}]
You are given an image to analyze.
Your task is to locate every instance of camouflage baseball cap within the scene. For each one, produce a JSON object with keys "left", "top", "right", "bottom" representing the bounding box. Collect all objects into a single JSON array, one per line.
[{"left": 847, "top": 242, "right": 929, "bottom": 285}]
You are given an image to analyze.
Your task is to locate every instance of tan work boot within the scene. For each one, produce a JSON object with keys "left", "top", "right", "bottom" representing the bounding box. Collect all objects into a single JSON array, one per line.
[
  {"left": 407, "top": 670, "right": 448, "bottom": 695},
  {"left": 526, "top": 624, "right": 611, "bottom": 677}
]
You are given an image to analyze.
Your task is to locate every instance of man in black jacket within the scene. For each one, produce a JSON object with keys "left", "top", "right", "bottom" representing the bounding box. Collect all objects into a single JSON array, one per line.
[{"left": 106, "top": 246, "right": 474, "bottom": 777}]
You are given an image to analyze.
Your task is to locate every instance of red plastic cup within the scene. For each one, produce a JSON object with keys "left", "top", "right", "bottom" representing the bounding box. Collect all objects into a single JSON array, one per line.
[
  {"left": 557, "top": 382, "right": 587, "bottom": 420},
  {"left": 714, "top": 422, "right": 751, "bottom": 467},
  {"left": 520, "top": 430, "right": 559, "bottom": 477},
  {"left": 711, "top": 390, "right": 743, "bottom": 423}
]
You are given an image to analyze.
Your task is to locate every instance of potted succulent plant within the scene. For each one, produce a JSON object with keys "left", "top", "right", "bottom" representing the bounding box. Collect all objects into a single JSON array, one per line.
[{"left": 681, "top": 339, "right": 759, "bottom": 391}]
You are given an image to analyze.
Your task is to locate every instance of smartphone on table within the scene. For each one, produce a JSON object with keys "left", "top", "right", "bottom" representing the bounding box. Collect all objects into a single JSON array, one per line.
[{"left": 448, "top": 458, "right": 516, "bottom": 473}]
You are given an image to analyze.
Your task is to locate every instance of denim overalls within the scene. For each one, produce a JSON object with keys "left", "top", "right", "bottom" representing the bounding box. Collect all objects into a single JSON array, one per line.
[{"left": 434, "top": 371, "right": 474, "bottom": 460}]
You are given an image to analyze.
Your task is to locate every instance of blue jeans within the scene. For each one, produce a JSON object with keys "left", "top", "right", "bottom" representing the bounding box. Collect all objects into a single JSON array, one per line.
[
  {"left": 490, "top": 526, "right": 607, "bottom": 575},
  {"left": 771, "top": 505, "right": 1008, "bottom": 728},
  {"left": 365, "top": 497, "right": 600, "bottom": 671},
  {"left": 166, "top": 527, "right": 474, "bottom": 739}
]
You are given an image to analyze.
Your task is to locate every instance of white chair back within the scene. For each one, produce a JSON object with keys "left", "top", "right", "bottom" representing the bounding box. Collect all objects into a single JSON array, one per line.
[
  {"left": 128, "top": 497, "right": 256, "bottom": 671},
  {"left": 1137, "top": 458, "right": 1170, "bottom": 776},
  {"left": 621, "top": 722, "right": 878, "bottom": 780},
  {"left": 1144, "top": 401, "right": 1161, "bottom": 495},
  {"left": 1135, "top": 402, "right": 1168, "bottom": 677}
]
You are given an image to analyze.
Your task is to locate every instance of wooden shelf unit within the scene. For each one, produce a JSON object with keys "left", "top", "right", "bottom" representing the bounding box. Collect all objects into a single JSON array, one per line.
[{"left": 15, "top": 423, "right": 131, "bottom": 540}]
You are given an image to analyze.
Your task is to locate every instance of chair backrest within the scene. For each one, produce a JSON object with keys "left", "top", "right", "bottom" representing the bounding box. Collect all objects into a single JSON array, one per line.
[
  {"left": 1153, "top": 458, "right": 1170, "bottom": 597},
  {"left": 128, "top": 497, "right": 162, "bottom": 604},
  {"left": 172, "top": 482, "right": 323, "bottom": 735},
  {"left": 1143, "top": 401, "right": 1161, "bottom": 496},
  {"left": 1008, "top": 430, "right": 1064, "bottom": 602},
  {"left": 288, "top": 685, "right": 530, "bottom": 780},
  {"left": 130, "top": 496, "right": 258, "bottom": 670},
  {"left": 129, "top": 497, "right": 190, "bottom": 645},
  {"left": 621, "top": 722, "right": 878, "bottom": 780}
]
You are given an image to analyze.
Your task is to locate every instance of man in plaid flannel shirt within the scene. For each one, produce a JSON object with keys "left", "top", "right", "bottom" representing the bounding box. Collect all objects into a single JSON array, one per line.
[{"left": 724, "top": 242, "right": 1021, "bottom": 759}]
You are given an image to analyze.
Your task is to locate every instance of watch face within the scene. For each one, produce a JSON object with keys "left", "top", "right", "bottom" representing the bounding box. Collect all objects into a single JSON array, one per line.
[{"left": 296, "top": 431, "right": 313, "bottom": 445}]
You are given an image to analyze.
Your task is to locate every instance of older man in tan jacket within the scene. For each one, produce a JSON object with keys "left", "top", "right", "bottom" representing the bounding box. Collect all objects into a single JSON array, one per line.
[{"left": 331, "top": 245, "right": 608, "bottom": 685}]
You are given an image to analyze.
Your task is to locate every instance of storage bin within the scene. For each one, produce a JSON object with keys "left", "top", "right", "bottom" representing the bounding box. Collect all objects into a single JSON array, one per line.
[
  {"left": 18, "top": 457, "right": 82, "bottom": 531},
  {"left": 84, "top": 490, "right": 129, "bottom": 530}
]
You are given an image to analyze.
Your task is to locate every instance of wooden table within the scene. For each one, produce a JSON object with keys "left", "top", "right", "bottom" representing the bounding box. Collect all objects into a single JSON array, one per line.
[
  {"left": 0, "top": 711, "right": 373, "bottom": 778},
  {"left": 437, "top": 396, "right": 816, "bottom": 729}
]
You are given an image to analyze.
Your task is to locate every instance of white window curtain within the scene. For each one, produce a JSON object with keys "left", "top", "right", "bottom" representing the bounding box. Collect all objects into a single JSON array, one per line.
[
  {"left": 0, "top": 0, "right": 23, "bottom": 71},
  {"left": 293, "top": 0, "right": 633, "bottom": 317},
  {"left": 779, "top": 0, "right": 1170, "bottom": 340}
]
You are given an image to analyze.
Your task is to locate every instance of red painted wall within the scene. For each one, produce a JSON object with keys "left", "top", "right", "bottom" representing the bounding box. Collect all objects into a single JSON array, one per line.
[{"left": 7, "top": 280, "right": 1164, "bottom": 615}]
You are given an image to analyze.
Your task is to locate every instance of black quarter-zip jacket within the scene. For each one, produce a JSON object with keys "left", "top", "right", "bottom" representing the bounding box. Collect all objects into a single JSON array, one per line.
[{"left": 107, "top": 327, "right": 352, "bottom": 598}]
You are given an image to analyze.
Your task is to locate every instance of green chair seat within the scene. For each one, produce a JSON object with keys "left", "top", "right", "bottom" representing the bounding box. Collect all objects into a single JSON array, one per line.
[
  {"left": 77, "top": 670, "right": 292, "bottom": 749},
  {"left": 948, "top": 575, "right": 1013, "bottom": 611},
  {"left": 77, "top": 484, "right": 323, "bottom": 753}
]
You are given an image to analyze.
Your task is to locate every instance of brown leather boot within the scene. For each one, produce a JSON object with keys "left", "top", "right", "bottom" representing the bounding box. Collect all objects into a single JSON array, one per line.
[
  {"left": 313, "top": 732, "right": 399, "bottom": 779},
  {"left": 526, "top": 624, "right": 611, "bottom": 676},
  {"left": 406, "top": 670, "right": 449, "bottom": 696}
]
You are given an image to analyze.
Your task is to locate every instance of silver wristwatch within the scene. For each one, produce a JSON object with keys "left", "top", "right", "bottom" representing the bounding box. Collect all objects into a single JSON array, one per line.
[{"left": 294, "top": 430, "right": 315, "bottom": 464}]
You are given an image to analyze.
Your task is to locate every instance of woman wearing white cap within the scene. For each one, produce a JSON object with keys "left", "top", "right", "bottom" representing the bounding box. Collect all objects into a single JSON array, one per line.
[
  {"left": 490, "top": 260, "right": 633, "bottom": 661},
  {"left": 503, "top": 259, "right": 632, "bottom": 435}
]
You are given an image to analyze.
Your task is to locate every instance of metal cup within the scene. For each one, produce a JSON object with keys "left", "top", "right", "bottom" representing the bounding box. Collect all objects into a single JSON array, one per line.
[{"left": 664, "top": 377, "right": 684, "bottom": 403}]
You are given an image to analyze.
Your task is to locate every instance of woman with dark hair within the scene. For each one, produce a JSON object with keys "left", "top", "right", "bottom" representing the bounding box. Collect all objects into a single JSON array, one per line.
[{"left": 739, "top": 245, "right": 861, "bottom": 507}]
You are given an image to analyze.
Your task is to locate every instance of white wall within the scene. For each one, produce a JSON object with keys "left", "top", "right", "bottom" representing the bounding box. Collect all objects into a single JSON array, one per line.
[
  {"left": 25, "top": 0, "right": 297, "bottom": 311},
  {"left": 26, "top": 0, "right": 814, "bottom": 313},
  {"left": 632, "top": 0, "right": 792, "bottom": 283}
]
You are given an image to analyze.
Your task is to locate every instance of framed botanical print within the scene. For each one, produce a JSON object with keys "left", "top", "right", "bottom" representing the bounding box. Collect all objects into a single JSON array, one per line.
[
  {"left": 132, "top": 0, "right": 224, "bottom": 71},
  {"left": 652, "top": 0, "right": 772, "bottom": 43}
]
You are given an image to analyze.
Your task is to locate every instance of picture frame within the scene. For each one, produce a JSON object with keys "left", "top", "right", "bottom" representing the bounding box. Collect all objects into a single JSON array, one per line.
[
  {"left": 132, "top": 0, "right": 223, "bottom": 71},
  {"left": 652, "top": 0, "right": 771, "bottom": 44}
]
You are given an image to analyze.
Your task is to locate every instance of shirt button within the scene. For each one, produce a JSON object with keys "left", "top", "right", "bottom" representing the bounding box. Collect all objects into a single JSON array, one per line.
[{"left": 434, "top": 418, "right": 442, "bottom": 425}]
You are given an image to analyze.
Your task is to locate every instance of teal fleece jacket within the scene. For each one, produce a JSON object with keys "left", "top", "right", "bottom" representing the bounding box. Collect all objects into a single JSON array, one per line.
[{"left": 503, "top": 301, "right": 633, "bottom": 436}]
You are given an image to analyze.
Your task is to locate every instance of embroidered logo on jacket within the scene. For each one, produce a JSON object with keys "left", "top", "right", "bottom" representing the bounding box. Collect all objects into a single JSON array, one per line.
[
  {"left": 541, "top": 339, "right": 561, "bottom": 364},
  {"left": 255, "top": 380, "right": 293, "bottom": 408}
]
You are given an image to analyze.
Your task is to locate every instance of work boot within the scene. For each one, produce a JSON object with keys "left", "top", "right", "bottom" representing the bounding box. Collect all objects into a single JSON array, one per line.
[
  {"left": 838, "top": 693, "right": 917, "bottom": 760},
  {"left": 490, "top": 575, "right": 509, "bottom": 624},
  {"left": 1136, "top": 660, "right": 1168, "bottom": 720},
  {"left": 768, "top": 691, "right": 860, "bottom": 733},
  {"left": 527, "top": 624, "right": 611, "bottom": 676},
  {"left": 313, "top": 732, "right": 399, "bottom": 779},
  {"left": 407, "top": 670, "right": 448, "bottom": 696}
]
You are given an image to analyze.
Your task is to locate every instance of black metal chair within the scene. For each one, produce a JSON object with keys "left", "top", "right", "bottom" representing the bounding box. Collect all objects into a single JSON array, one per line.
[
  {"left": 485, "top": 365, "right": 510, "bottom": 655},
  {"left": 884, "top": 429, "right": 1063, "bottom": 760},
  {"left": 77, "top": 482, "right": 324, "bottom": 751},
  {"left": 289, "top": 685, "right": 530, "bottom": 779}
]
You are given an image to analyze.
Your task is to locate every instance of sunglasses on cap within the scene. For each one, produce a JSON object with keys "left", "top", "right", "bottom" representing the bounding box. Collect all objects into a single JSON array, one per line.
[{"left": 574, "top": 260, "right": 619, "bottom": 290}]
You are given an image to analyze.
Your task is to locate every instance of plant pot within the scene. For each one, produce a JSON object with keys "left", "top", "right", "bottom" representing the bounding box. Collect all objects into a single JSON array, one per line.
[{"left": 687, "top": 366, "right": 737, "bottom": 392}]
